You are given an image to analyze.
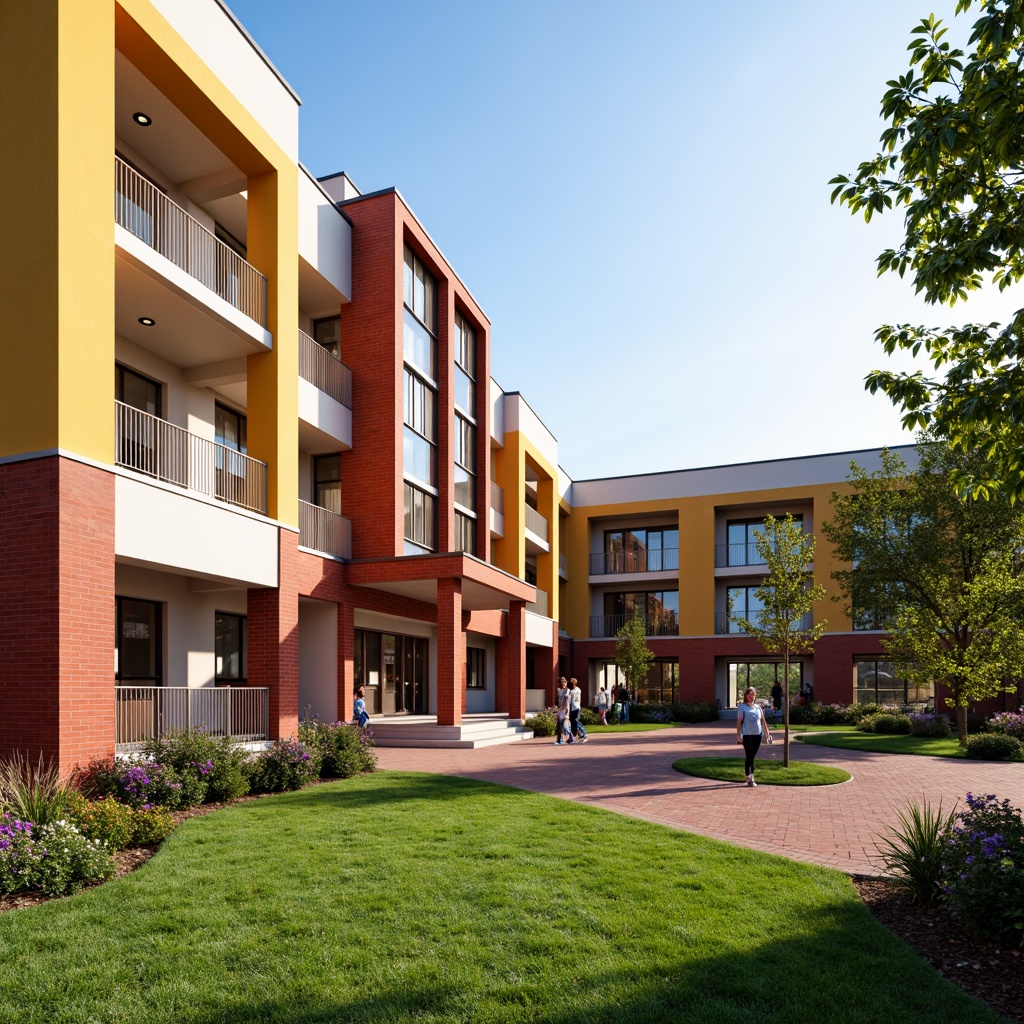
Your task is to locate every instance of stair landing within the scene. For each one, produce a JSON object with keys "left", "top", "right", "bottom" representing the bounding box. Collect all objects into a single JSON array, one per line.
[{"left": 366, "top": 713, "right": 533, "bottom": 749}]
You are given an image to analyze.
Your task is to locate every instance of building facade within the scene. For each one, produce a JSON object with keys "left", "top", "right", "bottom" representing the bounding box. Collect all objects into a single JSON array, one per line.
[{"left": 0, "top": 1, "right": 997, "bottom": 771}]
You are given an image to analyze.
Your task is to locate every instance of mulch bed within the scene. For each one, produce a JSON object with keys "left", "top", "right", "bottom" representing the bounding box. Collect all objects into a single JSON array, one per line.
[
  {"left": 1, "top": 807, "right": 1019, "bottom": 1023},
  {"left": 854, "top": 876, "right": 1022, "bottom": 1023}
]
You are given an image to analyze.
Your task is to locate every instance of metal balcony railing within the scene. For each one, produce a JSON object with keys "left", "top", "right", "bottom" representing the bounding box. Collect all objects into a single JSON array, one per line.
[
  {"left": 524, "top": 504, "right": 549, "bottom": 542},
  {"left": 589, "top": 548, "right": 679, "bottom": 575},
  {"left": 715, "top": 542, "right": 768, "bottom": 568},
  {"left": 115, "top": 686, "right": 269, "bottom": 750},
  {"left": 589, "top": 613, "right": 678, "bottom": 638},
  {"left": 115, "top": 156, "right": 267, "bottom": 326},
  {"left": 527, "top": 589, "right": 549, "bottom": 617},
  {"left": 116, "top": 401, "right": 268, "bottom": 514},
  {"left": 298, "top": 330, "right": 352, "bottom": 408},
  {"left": 715, "top": 611, "right": 813, "bottom": 634},
  {"left": 298, "top": 499, "right": 352, "bottom": 559}
]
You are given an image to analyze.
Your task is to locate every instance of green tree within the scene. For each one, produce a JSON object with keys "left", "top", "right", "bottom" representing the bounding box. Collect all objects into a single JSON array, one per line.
[
  {"left": 830, "top": 1, "right": 1024, "bottom": 499},
  {"left": 822, "top": 439, "right": 1024, "bottom": 743},
  {"left": 737, "top": 514, "right": 827, "bottom": 767},
  {"left": 614, "top": 611, "right": 654, "bottom": 706}
]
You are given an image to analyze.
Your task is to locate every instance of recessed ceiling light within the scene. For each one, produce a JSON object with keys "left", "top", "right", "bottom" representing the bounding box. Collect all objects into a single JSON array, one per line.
[
  {"left": 138, "top": 317, "right": 155, "bottom": 327},
  {"left": 132, "top": 112, "right": 152, "bottom": 127}
]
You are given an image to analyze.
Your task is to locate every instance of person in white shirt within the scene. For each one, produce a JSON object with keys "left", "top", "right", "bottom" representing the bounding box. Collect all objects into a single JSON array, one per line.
[
  {"left": 555, "top": 678, "right": 573, "bottom": 745},
  {"left": 735, "top": 686, "right": 772, "bottom": 786},
  {"left": 568, "top": 678, "right": 588, "bottom": 742},
  {"left": 596, "top": 686, "right": 609, "bottom": 725}
]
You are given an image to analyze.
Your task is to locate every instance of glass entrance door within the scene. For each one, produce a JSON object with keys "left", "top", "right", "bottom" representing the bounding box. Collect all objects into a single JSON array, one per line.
[{"left": 379, "top": 633, "right": 427, "bottom": 715}]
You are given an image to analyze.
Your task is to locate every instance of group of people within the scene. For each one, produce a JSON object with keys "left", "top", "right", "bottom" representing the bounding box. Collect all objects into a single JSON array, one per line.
[
  {"left": 554, "top": 677, "right": 589, "bottom": 744},
  {"left": 594, "top": 684, "right": 631, "bottom": 725}
]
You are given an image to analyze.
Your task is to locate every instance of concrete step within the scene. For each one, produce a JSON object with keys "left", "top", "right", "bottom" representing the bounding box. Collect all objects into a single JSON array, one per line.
[{"left": 368, "top": 717, "right": 534, "bottom": 749}]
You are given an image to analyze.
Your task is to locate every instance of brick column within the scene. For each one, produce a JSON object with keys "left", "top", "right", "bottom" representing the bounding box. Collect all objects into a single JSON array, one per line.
[
  {"left": 248, "top": 530, "right": 300, "bottom": 740},
  {"left": 534, "top": 620, "right": 560, "bottom": 706},
  {"left": 437, "top": 578, "right": 463, "bottom": 725},
  {"left": 337, "top": 600, "right": 355, "bottom": 724},
  {"left": 505, "top": 600, "right": 526, "bottom": 719},
  {"left": 0, "top": 458, "right": 115, "bottom": 774}
]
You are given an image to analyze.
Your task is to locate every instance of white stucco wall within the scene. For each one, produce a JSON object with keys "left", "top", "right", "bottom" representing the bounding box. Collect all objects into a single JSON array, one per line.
[{"left": 298, "top": 598, "right": 338, "bottom": 722}]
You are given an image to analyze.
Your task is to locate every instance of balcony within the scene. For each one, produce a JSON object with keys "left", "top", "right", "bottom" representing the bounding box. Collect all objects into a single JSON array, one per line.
[
  {"left": 490, "top": 482, "right": 505, "bottom": 538},
  {"left": 524, "top": 504, "right": 549, "bottom": 552},
  {"left": 116, "top": 401, "right": 268, "bottom": 515},
  {"left": 527, "top": 588, "right": 549, "bottom": 617},
  {"left": 559, "top": 552, "right": 568, "bottom": 580},
  {"left": 115, "top": 156, "right": 267, "bottom": 327},
  {"left": 115, "top": 686, "right": 269, "bottom": 751},
  {"left": 589, "top": 613, "right": 678, "bottom": 638},
  {"left": 298, "top": 330, "right": 352, "bottom": 408},
  {"left": 715, "top": 611, "right": 813, "bottom": 634},
  {"left": 298, "top": 500, "right": 352, "bottom": 559},
  {"left": 715, "top": 543, "right": 767, "bottom": 569},
  {"left": 589, "top": 548, "right": 679, "bottom": 575}
]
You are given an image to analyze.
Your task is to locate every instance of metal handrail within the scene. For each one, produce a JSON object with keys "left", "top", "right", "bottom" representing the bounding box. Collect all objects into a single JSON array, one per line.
[
  {"left": 715, "top": 611, "right": 813, "bottom": 634},
  {"left": 589, "top": 548, "right": 679, "bottom": 575},
  {"left": 115, "top": 156, "right": 267, "bottom": 326},
  {"left": 715, "top": 542, "right": 768, "bottom": 568},
  {"left": 589, "top": 613, "right": 678, "bottom": 638},
  {"left": 115, "top": 401, "right": 268, "bottom": 514},
  {"left": 298, "top": 499, "right": 352, "bottom": 559},
  {"left": 524, "top": 504, "right": 549, "bottom": 542},
  {"left": 298, "top": 330, "right": 352, "bottom": 408},
  {"left": 115, "top": 686, "right": 269, "bottom": 749}
]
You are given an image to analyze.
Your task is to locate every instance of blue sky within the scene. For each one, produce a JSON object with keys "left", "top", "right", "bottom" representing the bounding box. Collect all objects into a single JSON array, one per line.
[{"left": 229, "top": 0, "right": 1017, "bottom": 481}]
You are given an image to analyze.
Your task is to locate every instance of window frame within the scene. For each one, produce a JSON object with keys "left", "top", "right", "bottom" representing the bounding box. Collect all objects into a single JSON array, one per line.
[{"left": 214, "top": 612, "right": 248, "bottom": 683}]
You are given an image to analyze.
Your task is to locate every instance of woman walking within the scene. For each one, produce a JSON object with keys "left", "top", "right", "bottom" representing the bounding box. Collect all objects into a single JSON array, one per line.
[{"left": 735, "top": 687, "right": 772, "bottom": 787}]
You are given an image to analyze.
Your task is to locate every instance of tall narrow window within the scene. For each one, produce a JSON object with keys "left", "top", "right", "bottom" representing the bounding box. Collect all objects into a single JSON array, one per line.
[
  {"left": 313, "top": 316, "right": 341, "bottom": 359},
  {"left": 215, "top": 403, "right": 247, "bottom": 453},
  {"left": 215, "top": 613, "right": 247, "bottom": 682},
  {"left": 466, "top": 648, "right": 486, "bottom": 689},
  {"left": 454, "top": 311, "right": 476, "bottom": 413},
  {"left": 313, "top": 454, "right": 341, "bottom": 514},
  {"left": 116, "top": 364, "right": 161, "bottom": 415},
  {"left": 402, "top": 246, "right": 437, "bottom": 551},
  {"left": 116, "top": 597, "right": 162, "bottom": 686}
]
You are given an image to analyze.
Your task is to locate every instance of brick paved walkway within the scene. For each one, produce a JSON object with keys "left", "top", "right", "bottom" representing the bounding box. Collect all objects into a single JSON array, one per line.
[{"left": 375, "top": 721, "right": 1024, "bottom": 875}]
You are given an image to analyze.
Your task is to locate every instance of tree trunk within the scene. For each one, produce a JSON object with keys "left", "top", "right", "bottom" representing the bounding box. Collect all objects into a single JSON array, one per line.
[
  {"left": 783, "top": 648, "right": 791, "bottom": 768},
  {"left": 956, "top": 703, "right": 968, "bottom": 747}
]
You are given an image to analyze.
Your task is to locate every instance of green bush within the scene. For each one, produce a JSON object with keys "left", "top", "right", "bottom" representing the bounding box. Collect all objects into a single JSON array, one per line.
[
  {"left": 86, "top": 757, "right": 186, "bottom": 809},
  {"left": 813, "top": 703, "right": 857, "bottom": 726},
  {"left": 298, "top": 719, "right": 378, "bottom": 778},
  {"left": 67, "top": 794, "right": 135, "bottom": 851},
  {"left": 245, "top": 740, "right": 320, "bottom": 794},
  {"left": 963, "top": 733, "right": 1024, "bottom": 761},
  {"left": 144, "top": 729, "right": 250, "bottom": 805},
  {"left": 858, "top": 713, "right": 912, "bottom": 735},
  {"left": 579, "top": 707, "right": 600, "bottom": 726},
  {"left": 0, "top": 815, "right": 114, "bottom": 897},
  {"left": 849, "top": 702, "right": 900, "bottom": 722},
  {"left": 875, "top": 799, "right": 955, "bottom": 904},
  {"left": 670, "top": 701, "right": 719, "bottom": 723},
  {"left": 787, "top": 702, "right": 815, "bottom": 725},
  {"left": 908, "top": 713, "right": 953, "bottom": 738},
  {"left": 941, "top": 793, "right": 1024, "bottom": 946},
  {"left": 524, "top": 711, "right": 556, "bottom": 737},
  {"left": 630, "top": 703, "right": 674, "bottom": 724},
  {"left": 131, "top": 805, "right": 175, "bottom": 846}
]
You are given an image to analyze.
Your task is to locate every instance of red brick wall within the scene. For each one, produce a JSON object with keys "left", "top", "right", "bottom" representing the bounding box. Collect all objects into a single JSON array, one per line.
[
  {"left": 436, "top": 578, "right": 463, "bottom": 725},
  {"left": 0, "top": 457, "right": 115, "bottom": 773}
]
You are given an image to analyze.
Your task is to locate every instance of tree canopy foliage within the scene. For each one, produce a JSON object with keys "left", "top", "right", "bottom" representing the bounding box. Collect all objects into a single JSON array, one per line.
[
  {"left": 831, "top": 0, "right": 1024, "bottom": 499},
  {"left": 822, "top": 438, "right": 1024, "bottom": 742},
  {"left": 737, "top": 514, "right": 827, "bottom": 766},
  {"left": 614, "top": 611, "right": 654, "bottom": 694}
]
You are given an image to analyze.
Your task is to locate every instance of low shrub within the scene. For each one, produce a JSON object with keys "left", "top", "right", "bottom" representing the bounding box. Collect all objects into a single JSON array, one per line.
[
  {"left": 875, "top": 799, "right": 956, "bottom": 904},
  {"left": 579, "top": 707, "right": 601, "bottom": 726},
  {"left": 670, "top": 701, "right": 719, "bottom": 723},
  {"left": 630, "top": 703, "right": 674, "bottom": 724},
  {"left": 787, "top": 702, "right": 813, "bottom": 725},
  {"left": 848, "top": 702, "right": 895, "bottom": 722},
  {"left": 245, "top": 740, "right": 319, "bottom": 794},
  {"left": 144, "top": 729, "right": 250, "bottom": 804},
  {"left": 0, "top": 814, "right": 114, "bottom": 897},
  {"left": 131, "top": 805, "right": 175, "bottom": 846},
  {"left": 941, "top": 793, "right": 1024, "bottom": 947},
  {"left": 524, "top": 710, "right": 556, "bottom": 737},
  {"left": 908, "top": 713, "right": 953, "bottom": 738},
  {"left": 988, "top": 707, "right": 1024, "bottom": 743},
  {"left": 858, "top": 713, "right": 912, "bottom": 735},
  {"left": 298, "top": 719, "right": 378, "bottom": 778},
  {"left": 67, "top": 793, "right": 135, "bottom": 851},
  {"left": 85, "top": 757, "right": 187, "bottom": 809},
  {"left": 0, "top": 753, "right": 79, "bottom": 826},
  {"left": 814, "top": 703, "right": 857, "bottom": 726},
  {"left": 963, "top": 733, "right": 1024, "bottom": 761}
]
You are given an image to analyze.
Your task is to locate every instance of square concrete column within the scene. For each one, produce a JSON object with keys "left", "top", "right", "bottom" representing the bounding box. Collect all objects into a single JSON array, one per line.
[
  {"left": 534, "top": 620, "right": 560, "bottom": 706},
  {"left": 437, "top": 578, "right": 464, "bottom": 726}
]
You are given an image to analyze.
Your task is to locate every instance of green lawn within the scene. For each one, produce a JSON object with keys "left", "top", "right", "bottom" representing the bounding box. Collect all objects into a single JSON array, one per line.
[
  {"left": 584, "top": 722, "right": 681, "bottom": 733},
  {"left": 795, "top": 729, "right": 964, "bottom": 757},
  {"left": 673, "top": 757, "right": 851, "bottom": 786},
  {"left": 0, "top": 773, "right": 1003, "bottom": 1023}
]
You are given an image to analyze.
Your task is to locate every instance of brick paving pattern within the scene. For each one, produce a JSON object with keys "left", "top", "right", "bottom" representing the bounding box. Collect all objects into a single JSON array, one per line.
[{"left": 375, "top": 722, "right": 1024, "bottom": 875}]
